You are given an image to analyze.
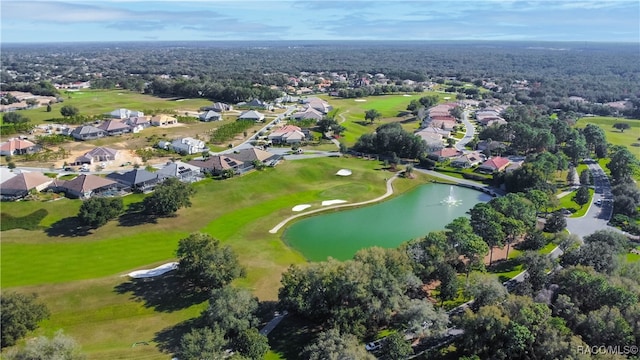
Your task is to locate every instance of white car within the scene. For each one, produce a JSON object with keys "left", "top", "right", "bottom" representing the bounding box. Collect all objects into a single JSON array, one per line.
[
  {"left": 595, "top": 199, "right": 602, "bottom": 206},
  {"left": 365, "top": 339, "right": 384, "bottom": 351}
]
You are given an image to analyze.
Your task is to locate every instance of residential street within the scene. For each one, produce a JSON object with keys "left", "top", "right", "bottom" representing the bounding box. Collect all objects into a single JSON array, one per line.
[{"left": 455, "top": 110, "right": 476, "bottom": 151}]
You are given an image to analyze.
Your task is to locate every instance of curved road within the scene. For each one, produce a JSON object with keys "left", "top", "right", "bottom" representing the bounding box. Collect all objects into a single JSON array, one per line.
[{"left": 455, "top": 110, "right": 476, "bottom": 151}]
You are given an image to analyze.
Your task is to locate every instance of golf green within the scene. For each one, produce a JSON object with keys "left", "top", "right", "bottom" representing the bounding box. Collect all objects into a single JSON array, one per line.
[{"left": 283, "top": 184, "right": 491, "bottom": 261}]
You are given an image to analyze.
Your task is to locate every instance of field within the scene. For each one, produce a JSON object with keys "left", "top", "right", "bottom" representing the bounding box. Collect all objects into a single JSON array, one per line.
[
  {"left": 4, "top": 89, "right": 213, "bottom": 125},
  {"left": 319, "top": 92, "right": 453, "bottom": 145},
  {"left": 1, "top": 156, "right": 429, "bottom": 359},
  {"left": 575, "top": 116, "right": 640, "bottom": 152}
]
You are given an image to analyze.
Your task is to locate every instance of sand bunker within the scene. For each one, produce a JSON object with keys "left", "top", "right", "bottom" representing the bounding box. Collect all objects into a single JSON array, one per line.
[
  {"left": 444, "top": 97, "right": 451, "bottom": 100},
  {"left": 335, "top": 169, "right": 352, "bottom": 176},
  {"left": 127, "top": 262, "right": 178, "bottom": 279},
  {"left": 354, "top": 99, "right": 367, "bottom": 102},
  {"left": 322, "top": 199, "right": 348, "bottom": 206},
  {"left": 292, "top": 204, "right": 312, "bottom": 212},
  {"left": 403, "top": 94, "right": 411, "bottom": 97}
]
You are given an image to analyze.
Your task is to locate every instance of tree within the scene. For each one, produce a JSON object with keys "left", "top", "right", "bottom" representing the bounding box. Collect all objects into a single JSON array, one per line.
[
  {"left": 581, "top": 124, "right": 606, "bottom": 152},
  {"left": 4, "top": 330, "right": 84, "bottom": 360},
  {"left": 179, "top": 327, "right": 227, "bottom": 360},
  {"left": 566, "top": 165, "right": 578, "bottom": 185},
  {"left": 521, "top": 251, "right": 551, "bottom": 292},
  {"left": 1, "top": 292, "right": 50, "bottom": 348},
  {"left": 543, "top": 212, "right": 566, "bottom": 233},
  {"left": 613, "top": 122, "right": 631, "bottom": 132},
  {"left": 2, "top": 112, "right": 29, "bottom": 124},
  {"left": 501, "top": 217, "right": 525, "bottom": 259},
  {"left": 205, "top": 286, "right": 259, "bottom": 337},
  {"left": 468, "top": 203, "right": 504, "bottom": 266},
  {"left": 437, "top": 263, "right": 459, "bottom": 306},
  {"left": 46, "top": 104, "right": 52, "bottom": 112},
  {"left": 579, "top": 169, "right": 591, "bottom": 186},
  {"left": 395, "top": 298, "right": 448, "bottom": 339},
  {"left": 379, "top": 332, "right": 413, "bottom": 360},
  {"left": 7, "top": 161, "right": 16, "bottom": 170},
  {"left": 302, "top": 328, "right": 375, "bottom": 360},
  {"left": 467, "top": 273, "right": 508, "bottom": 309},
  {"left": 524, "top": 189, "right": 550, "bottom": 214},
  {"left": 339, "top": 142, "right": 348, "bottom": 154},
  {"left": 607, "top": 146, "right": 638, "bottom": 184},
  {"left": 573, "top": 186, "right": 590, "bottom": 209},
  {"left": 176, "top": 233, "right": 245, "bottom": 289},
  {"left": 234, "top": 329, "right": 269, "bottom": 359},
  {"left": 77, "top": 197, "right": 123, "bottom": 228},
  {"left": 364, "top": 109, "right": 382, "bottom": 124},
  {"left": 60, "top": 105, "right": 79, "bottom": 118},
  {"left": 143, "top": 177, "right": 195, "bottom": 216}
]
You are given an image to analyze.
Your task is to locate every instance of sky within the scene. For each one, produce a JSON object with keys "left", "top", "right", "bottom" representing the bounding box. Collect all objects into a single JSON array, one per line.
[{"left": 1, "top": 0, "right": 639, "bottom": 43}]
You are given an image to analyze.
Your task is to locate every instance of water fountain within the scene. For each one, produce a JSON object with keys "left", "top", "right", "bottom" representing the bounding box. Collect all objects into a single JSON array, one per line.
[{"left": 441, "top": 186, "right": 462, "bottom": 206}]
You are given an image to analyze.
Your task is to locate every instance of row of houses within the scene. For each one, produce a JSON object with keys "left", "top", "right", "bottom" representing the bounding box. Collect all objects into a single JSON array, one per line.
[
  {"left": 428, "top": 148, "right": 517, "bottom": 173},
  {"left": 475, "top": 107, "right": 508, "bottom": 127},
  {"left": 68, "top": 113, "right": 178, "bottom": 141},
  {"left": 0, "top": 147, "right": 281, "bottom": 201}
]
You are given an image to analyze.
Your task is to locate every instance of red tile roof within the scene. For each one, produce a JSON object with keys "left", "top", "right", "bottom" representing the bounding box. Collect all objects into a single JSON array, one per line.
[{"left": 480, "top": 156, "right": 510, "bottom": 170}]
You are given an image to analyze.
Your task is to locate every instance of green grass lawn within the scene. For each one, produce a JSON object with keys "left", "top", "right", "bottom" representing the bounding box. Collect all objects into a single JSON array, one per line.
[
  {"left": 319, "top": 92, "right": 452, "bottom": 146},
  {"left": 575, "top": 116, "right": 640, "bottom": 152},
  {"left": 539, "top": 242, "right": 558, "bottom": 255},
  {"left": 4, "top": 89, "right": 213, "bottom": 126},
  {"left": 554, "top": 188, "right": 595, "bottom": 217},
  {"left": 1, "top": 156, "right": 431, "bottom": 359}
]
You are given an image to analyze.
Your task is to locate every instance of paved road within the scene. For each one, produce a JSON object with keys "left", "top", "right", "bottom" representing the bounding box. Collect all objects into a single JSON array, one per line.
[
  {"left": 455, "top": 110, "right": 476, "bottom": 151},
  {"left": 215, "top": 106, "right": 297, "bottom": 155},
  {"left": 565, "top": 160, "right": 614, "bottom": 238}
]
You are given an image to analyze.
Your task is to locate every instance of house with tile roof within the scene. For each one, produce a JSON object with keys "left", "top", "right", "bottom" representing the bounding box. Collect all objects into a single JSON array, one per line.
[
  {"left": 268, "top": 125, "right": 306, "bottom": 144},
  {"left": 291, "top": 106, "right": 324, "bottom": 121},
  {"left": 126, "top": 116, "right": 151, "bottom": 129},
  {"left": 50, "top": 174, "right": 118, "bottom": 199},
  {"left": 70, "top": 126, "right": 107, "bottom": 141},
  {"left": 106, "top": 169, "right": 165, "bottom": 192},
  {"left": 74, "top": 147, "right": 119, "bottom": 165},
  {"left": 238, "top": 110, "right": 265, "bottom": 122},
  {"left": 0, "top": 172, "right": 53, "bottom": 200},
  {"left": 227, "top": 147, "right": 280, "bottom": 170},
  {"left": 188, "top": 155, "right": 244, "bottom": 176},
  {"left": 451, "top": 151, "right": 486, "bottom": 168},
  {"left": 169, "top": 137, "right": 208, "bottom": 155},
  {"left": 0, "top": 138, "right": 39, "bottom": 156},
  {"left": 204, "top": 102, "right": 233, "bottom": 112},
  {"left": 429, "top": 148, "right": 463, "bottom": 161},
  {"left": 97, "top": 119, "right": 131, "bottom": 136},
  {"left": 156, "top": 161, "right": 202, "bottom": 182},
  {"left": 477, "top": 156, "right": 511, "bottom": 173},
  {"left": 300, "top": 97, "right": 332, "bottom": 114}
]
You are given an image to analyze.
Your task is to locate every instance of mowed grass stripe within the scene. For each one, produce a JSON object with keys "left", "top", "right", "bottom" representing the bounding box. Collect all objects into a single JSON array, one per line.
[{"left": 1, "top": 231, "right": 186, "bottom": 288}]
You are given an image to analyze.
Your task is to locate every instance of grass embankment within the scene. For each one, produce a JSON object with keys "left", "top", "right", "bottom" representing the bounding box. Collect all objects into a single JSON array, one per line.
[
  {"left": 1, "top": 157, "right": 427, "bottom": 359},
  {"left": 319, "top": 92, "right": 452, "bottom": 146}
]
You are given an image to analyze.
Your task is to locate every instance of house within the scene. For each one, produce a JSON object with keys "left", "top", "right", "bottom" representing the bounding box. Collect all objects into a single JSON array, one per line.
[
  {"left": 70, "top": 126, "right": 107, "bottom": 141},
  {"left": 51, "top": 174, "right": 118, "bottom": 199},
  {"left": 74, "top": 147, "right": 119, "bottom": 165},
  {"left": 238, "top": 110, "right": 265, "bottom": 122},
  {"left": 417, "top": 126, "right": 451, "bottom": 138},
  {"left": 0, "top": 172, "right": 53, "bottom": 200},
  {"left": 415, "top": 131, "right": 444, "bottom": 151},
  {"left": 169, "top": 137, "right": 208, "bottom": 155},
  {"left": 126, "top": 116, "right": 151, "bottom": 129},
  {"left": 109, "top": 108, "right": 144, "bottom": 119},
  {"left": 428, "top": 118, "right": 457, "bottom": 131},
  {"left": 476, "top": 140, "right": 506, "bottom": 155},
  {"left": 97, "top": 119, "right": 130, "bottom": 136},
  {"left": 106, "top": 169, "right": 164, "bottom": 191},
  {"left": 156, "top": 161, "right": 201, "bottom": 182},
  {"left": 243, "top": 99, "right": 273, "bottom": 110},
  {"left": 188, "top": 155, "right": 244, "bottom": 175},
  {"left": 428, "top": 103, "right": 457, "bottom": 117},
  {"left": 451, "top": 151, "right": 486, "bottom": 168},
  {"left": 227, "top": 147, "right": 280, "bottom": 169},
  {"left": 429, "top": 148, "right": 463, "bottom": 161},
  {"left": 300, "top": 97, "right": 332, "bottom": 114},
  {"left": 268, "top": 125, "right": 306, "bottom": 144},
  {"left": 290, "top": 106, "right": 324, "bottom": 121},
  {"left": 151, "top": 115, "right": 177, "bottom": 126},
  {"left": 199, "top": 110, "right": 222, "bottom": 122},
  {"left": 0, "top": 138, "right": 38, "bottom": 156},
  {"left": 477, "top": 156, "right": 511, "bottom": 173},
  {"left": 204, "top": 102, "right": 233, "bottom": 112}
]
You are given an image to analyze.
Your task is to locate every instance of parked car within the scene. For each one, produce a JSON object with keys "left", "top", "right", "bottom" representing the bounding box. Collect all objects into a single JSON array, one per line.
[{"left": 365, "top": 339, "right": 384, "bottom": 351}]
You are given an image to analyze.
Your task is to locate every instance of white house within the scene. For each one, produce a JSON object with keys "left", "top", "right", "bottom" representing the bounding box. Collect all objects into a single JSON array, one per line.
[
  {"left": 109, "top": 108, "right": 144, "bottom": 119},
  {"left": 238, "top": 110, "right": 265, "bottom": 122},
  {"left": 199, "top": 110, "right": 222, "bottom": 122},
  {"left": 167, "top": 137, "right": 208, "bottom": 155}
]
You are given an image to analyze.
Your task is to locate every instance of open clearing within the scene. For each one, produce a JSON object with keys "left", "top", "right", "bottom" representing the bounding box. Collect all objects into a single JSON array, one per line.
[
  {"left": 575, "top": 116, "right": 640, "bottom": 153},
  {"left": 1, "top": 157, "right": 428, "bottom": 359}
]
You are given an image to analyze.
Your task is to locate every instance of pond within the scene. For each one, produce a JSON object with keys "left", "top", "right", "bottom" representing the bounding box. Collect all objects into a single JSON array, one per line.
[{"left": 283, "top": 183, "right": 492, "bottom": 261}]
